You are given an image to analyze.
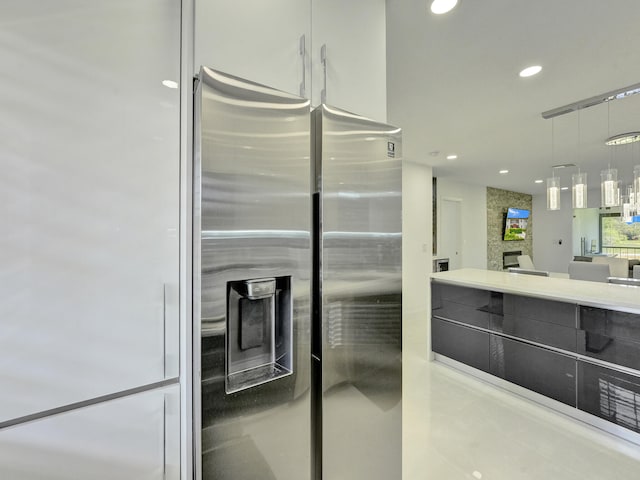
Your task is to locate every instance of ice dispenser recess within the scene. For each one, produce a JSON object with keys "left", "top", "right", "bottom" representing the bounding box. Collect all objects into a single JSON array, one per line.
[{"left": 226, "top": 276, "right": 293, "bottom": 394}]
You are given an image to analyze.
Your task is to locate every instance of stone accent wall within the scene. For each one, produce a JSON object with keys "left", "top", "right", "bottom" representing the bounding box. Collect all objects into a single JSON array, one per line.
[{"left": 487, "top": 187, "right": 533, "bottom": 271}]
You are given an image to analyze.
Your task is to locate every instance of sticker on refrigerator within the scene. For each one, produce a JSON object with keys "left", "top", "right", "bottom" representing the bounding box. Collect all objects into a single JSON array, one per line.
[{"left": 387, "top": 141, "right": 395, "bottom": 158}]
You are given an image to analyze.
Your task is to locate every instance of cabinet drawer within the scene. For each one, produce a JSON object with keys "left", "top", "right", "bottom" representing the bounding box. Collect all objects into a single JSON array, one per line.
[
  {"left": 433, "top": 302, "right": 491, "bottom": 329},
  {"left": 503, "top": 294, "right": 576, "bottom": 328},
  {"left": 490, "top": 335, "right": 576, "bottom": 407},
  {"left": 578, "top": 361, "right": 640, "bottom": 434},
  {"left": 492, "top": 315, "right": 577, "bottom": 352},
  {"left": 432, "top": 282, "right": 501, "bottom": 329},
  {"left": 432, "top": 283, "right": 494, "bottom": 308},
  {"left": 579, "top": 307, "right": 640, "bottom": 372},
  {"left": 432, "top": 318, "right": 490, "bottom": 373}
]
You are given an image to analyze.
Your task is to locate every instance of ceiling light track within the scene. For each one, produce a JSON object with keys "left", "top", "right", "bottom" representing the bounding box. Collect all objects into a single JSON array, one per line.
[{"left": 541, "top": 82, "right": 640, "bottom": 119}]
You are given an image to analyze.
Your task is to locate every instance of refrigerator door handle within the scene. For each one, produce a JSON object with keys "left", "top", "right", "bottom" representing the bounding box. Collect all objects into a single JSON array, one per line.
[
  {"left": 300, "top": 34, "right": 307, "bottom": 98},
  {"left": 320, "top": 44, "right": 327, "bottom": 104}
]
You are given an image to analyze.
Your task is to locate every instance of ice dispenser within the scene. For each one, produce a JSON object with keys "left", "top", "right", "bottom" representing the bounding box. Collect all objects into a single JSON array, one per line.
[{"left": 226, "top": 276, "right": 293, "bottom": 393}]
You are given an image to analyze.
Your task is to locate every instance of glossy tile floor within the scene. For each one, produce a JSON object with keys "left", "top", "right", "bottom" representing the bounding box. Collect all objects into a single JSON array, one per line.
[{"left": 404, "top": 352, "right": 640, "bottom": 480}]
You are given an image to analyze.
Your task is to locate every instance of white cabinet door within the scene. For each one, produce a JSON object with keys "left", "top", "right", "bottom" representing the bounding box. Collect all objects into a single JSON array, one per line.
[
  {"left": 0, "top": 0, "right": 180, "bottom": 422},
  {"left": 195, "top": 0, "right": 311, "bottom": 97},
  {"left": 312, "top": 0, "right": 387, "bottom": 121},
  {"left": 0, "top": 385, "right": 180, "bottom": 480}
]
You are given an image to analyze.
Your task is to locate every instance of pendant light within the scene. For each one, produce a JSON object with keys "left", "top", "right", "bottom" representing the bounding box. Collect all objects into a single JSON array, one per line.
[
  {"left": 622, "top": 185, "right": 634, "bottom": 223},
  {"left": 634, "top": 140, "right": 640, "bottom": 214},
  {"left": 623, "top": 143, "right": 638, "bottom": 223},
  {"left": 601, "top": 168, "right": 619, "bottom": 207},
  {"left": 601, "top": 102, "right": 620, "bottom": 207},
  {"left": 634, "top": 164, "right": 640, "bottom": 213},
  {"left": 547, "top": 118, "right": 561, "bottom": 210},
  {"left": 547, "top": 176, "right": 561, "bottom": 210},
  {"left": 572, "top": 172, "right": 588, "bottom": 209},
  {"left": 572, "top": 110, "right": 588, "bottom": 209}
]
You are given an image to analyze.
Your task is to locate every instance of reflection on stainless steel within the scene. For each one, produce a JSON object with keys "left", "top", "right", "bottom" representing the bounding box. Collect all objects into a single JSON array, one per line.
[
  {"left": 599, "top": 377, "right": 640, "bottom": 432},
  {"left": 312, "top": 105, "right": 402, "bottom": 480},
  {"left": 194, "top": 68, "right": 311, "bottom": 480}
]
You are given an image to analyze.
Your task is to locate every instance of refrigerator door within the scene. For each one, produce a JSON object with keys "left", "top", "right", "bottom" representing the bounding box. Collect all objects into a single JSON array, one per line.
[
  {"left": 312, "top": 105, "right": 402, "bottom": 480},
  {"left": 194, "top": 68, "right": 311, "bottom": 480}
]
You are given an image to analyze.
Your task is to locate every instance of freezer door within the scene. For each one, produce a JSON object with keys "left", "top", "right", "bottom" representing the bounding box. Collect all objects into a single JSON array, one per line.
[
  {"left": 194, "top": 68, "right": 311, "bottom": 480},
  {"left": 312, "top": 105, "right": 402, "bottom": 480}
]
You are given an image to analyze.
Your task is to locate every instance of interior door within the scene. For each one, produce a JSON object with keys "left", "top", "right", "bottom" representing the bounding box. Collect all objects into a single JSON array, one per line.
[{"left": 440, "top": 198, "right": 462, "bottom": 270}]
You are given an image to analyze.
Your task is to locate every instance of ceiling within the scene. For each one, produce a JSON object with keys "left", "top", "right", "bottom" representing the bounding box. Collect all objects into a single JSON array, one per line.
[{"left": 386, "top": 0, "right": 640, "bottom": 196}]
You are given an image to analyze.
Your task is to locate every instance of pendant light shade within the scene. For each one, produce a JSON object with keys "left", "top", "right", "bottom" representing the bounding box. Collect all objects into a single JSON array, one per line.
[
  {"left": 601, "top": 168, "right": 619, "bottom": 207},
  {"left": 572, "top": 172, "right": 588, "bottom": 209},
  {"left": 622, "top": 186, "right": 634, "bottom": 223},
  {"left": 634, "top": 165, "right": 640, "bottom": 212},
  {"left": 547, "top": 177, "right": 561, "bottom": 210}
]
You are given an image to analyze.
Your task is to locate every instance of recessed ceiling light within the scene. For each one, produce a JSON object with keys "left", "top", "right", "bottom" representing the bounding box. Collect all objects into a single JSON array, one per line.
[
  {"left": 162, "top": 80, "right": 179, "bottom": 89},
  {"left": 561, "top": 187, "right": 569, "bottom": 191},
  {"left": 605, "top": 132, "right": 640, "bottom": 146},
  {"left": 519, "top": 65, "right": 542, "bottom": 78},
  {"left": 430, "top": 0, "right": 458, "bottom": 15},
  {"left": 446, "top": 154, "right": 458, "bottom": 160},
  {"left": 499, "top": 169, "right": 509, "bottom": 174},
  {"left": 535, "top": 179, "right": 544, "bottom": 184}
]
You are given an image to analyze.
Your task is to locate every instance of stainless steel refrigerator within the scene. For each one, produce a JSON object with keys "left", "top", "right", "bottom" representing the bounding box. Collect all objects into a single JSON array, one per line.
[
  {"left": 311, "top": 105, "right": 402, "bottom": 480},
  {"left": 194, "top": 67, "right": 401, "bottom": 480}
]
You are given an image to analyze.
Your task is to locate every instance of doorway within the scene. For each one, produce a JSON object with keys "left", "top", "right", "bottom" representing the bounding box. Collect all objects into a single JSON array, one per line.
[{"left": 440, "top": 197, "right": 462, "bottom": 270}]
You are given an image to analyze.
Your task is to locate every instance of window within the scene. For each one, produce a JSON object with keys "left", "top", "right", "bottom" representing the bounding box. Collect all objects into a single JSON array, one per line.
[{"left": 600, "top": 213, "right": 640, "bottom": 259}]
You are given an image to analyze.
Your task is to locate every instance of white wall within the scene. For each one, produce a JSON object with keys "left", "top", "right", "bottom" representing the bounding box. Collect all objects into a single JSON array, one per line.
[
  {"left": 532, "top": 191, "right": 574, "bottom": 273},
  {"left": 400, "top": 160, "right": 432, "bottom": 480},
  {"left": 436, "top": 178, "right": 487, "bottom": 269},
  {"left": 402, "top": 161, "right": 433, "bottom": 359}
]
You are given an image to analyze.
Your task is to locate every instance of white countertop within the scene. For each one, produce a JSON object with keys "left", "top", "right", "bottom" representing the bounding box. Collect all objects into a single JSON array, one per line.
[{"left": 431, "top": 268, "right": 640, "bottom": 315}]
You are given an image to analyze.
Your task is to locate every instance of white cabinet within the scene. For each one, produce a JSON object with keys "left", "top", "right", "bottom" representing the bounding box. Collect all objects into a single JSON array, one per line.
[
  {"left": 0, "top": 0, "right": 180, "bottom": 421},
  {"left": 0, "top": 385, "right": 180, "bottom": 480},
  {"left": 195, "top": 0, "right": 311, "bottom": 97},
  {"left": 311, "top": 0, "right": 387, "bottom": 121},
  {"left": 194, "top": 0, "right": 387, "bottom": 121}
]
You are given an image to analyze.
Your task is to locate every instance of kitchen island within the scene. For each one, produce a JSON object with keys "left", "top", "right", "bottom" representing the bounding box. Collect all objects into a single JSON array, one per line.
[{"left": 431, "top": 268, "right": 640, "bottom": 442}]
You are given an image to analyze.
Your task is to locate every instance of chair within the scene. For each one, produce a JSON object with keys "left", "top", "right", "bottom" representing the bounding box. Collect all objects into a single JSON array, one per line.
[
  {"left": 568, "top": 261, "right": 610, "bottom": 283},
  {"left": 634, "top": 265, "right": 640, "bottom": 279},
  {"left": 517, "top": 254, "right": 535, "bottom": 269},
  {"left": 592, "top": 256, "right": 629, "bottom": 278},
  {"left": 508, "top": 267, "right": 549, "bottom": 277}
]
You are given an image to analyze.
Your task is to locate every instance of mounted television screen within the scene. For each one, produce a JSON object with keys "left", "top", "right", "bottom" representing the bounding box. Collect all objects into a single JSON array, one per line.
[{"left": 503, "top": 208, "right": 529, "bottom": 241}]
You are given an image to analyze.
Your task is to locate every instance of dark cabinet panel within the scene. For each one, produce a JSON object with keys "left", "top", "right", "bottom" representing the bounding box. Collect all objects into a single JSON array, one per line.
[
  {"left": 503, "top": 294, "right": 576, "bottom": 328},
  {"left": 492, "top": 315, "right": 577, "bottom": 352},
  {"left": 432, "top": 283, "right": 492, "bottom": 308},
  {"left": 432, "top": 318, "right": 490, "bottom": 373},
  {"left": 578, "top": 361, "right": 640, "bottom": 434},
  {"left": 579, "top": 307, "right": 640, "bottom": 371},
  {"left": 490, "top": 335, "right": 576, "bottom": 407},
  {"left": 432, "top": 282, "right": 502, "bottom": 329},
  {"left": 434, "top": 302, "right": 491, "bottom": 329}
]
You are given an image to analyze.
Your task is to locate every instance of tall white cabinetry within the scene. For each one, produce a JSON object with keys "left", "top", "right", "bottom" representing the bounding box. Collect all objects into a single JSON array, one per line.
[
  {"left": 195, "top": 0, "right": 387, "bottom": 121},
  {"left": 0, "top": 0, "right": 181, "bottom": 477},
  {"left": 311, "top": 0, "right": 387, "bottom": 121},
  {"left": 195, "top": 0, "right": 311, "bottom": 98}
]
